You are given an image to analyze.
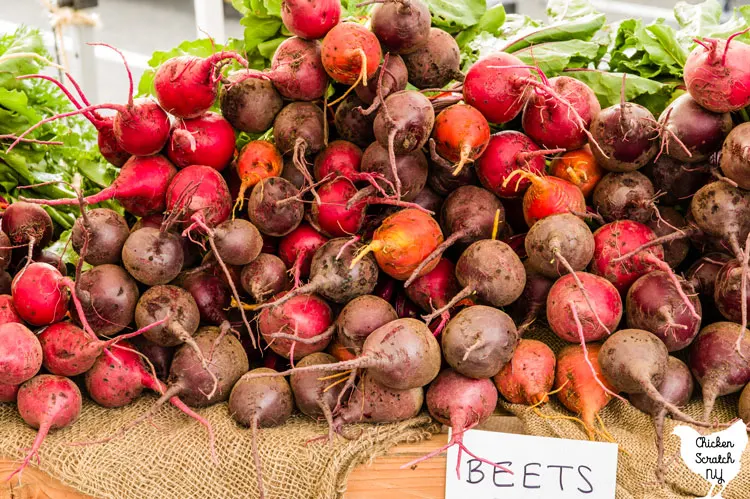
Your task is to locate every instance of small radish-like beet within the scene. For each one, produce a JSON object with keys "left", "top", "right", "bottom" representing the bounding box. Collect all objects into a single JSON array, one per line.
[
  {"left": 11, "top": 263, "right": 92, "bottom": 331},
  {"left": 720, "top": 123, "right": 750, "bottom": 189},
  {"left": 241, "top": 254, "right": 290, "bottom": 303},
  {"left": 178, "top": 272, "right": 230, "bottom": 325},
  {"left": 508, "top": 172, "right": 586, "bottom": 227},
  {"left": 234, "top": 140, "right": 284, "bottom": 209},
  {"left": 441, "top": 305, "right": 518, "bottom": 379},
  {"left": 167, "top": 112, "right": 236, "bottom": 171},
  {"left": 334, "top": 295, "right": 397, "bottom": 358},
  {"left": 273, "top": 102, "right": 325, "bottom": 193},
  {"left": 0, "top": 323, "right": 42, "bottom": 385},
  {"left": 684, "top": 33, "right": 750, "bottom": 113},
  {"left": 592, "top": 171, "right": 656, "bottom": 224},
  {"left": 278, "top": 224, "right": 328, "bottom": 287},
  {"left": 271, "top": 37, "right": 329, "bottom": 101},
  {"left": 166, "top": 165, "right": 232, "bottom": 230},
  {"left": 71, "top": 208, "right": 129, "bottom": 266},
  {"left": 494, "top": 339, "right": 556, "bottom": 405},
  {"left": 360, "top": 142, "right": 428, "bottom": 201},
  {"left": 0, "top": 295, "right": 21, "bottom": 325},
  {"left": 22, "top": 155, "right": 178, "bottom": 217},
  {"left": 404, "top": 186, "right": 503, "bottom": 286},
  {"left": 431, "top": 104, "right": 490, "bottom": 176},
  {"left": 555, "top": 343, "right": 616, "bottom": 439},
  {"left": 135, "top": 285, "right": 200, "bottom": 348},
  {"left": 401, "top": 369, "right": 502, "bottom": 478},
  {"left": 258, "top": 293, "right": 334, "bottom": 360},
  {"left": 549, "top": 146, "right": 602, "bottom": 197},
  {"left": 220, "top": 72, "right": 283, "bottom": 133},
  {"left": 334, "top": 94, "right": 375, "bottom": 147},
  {"left": 589, "top": 99, "right": 659, "bottom": 172},
  {"left": 122, "top": 227, "right": 184, "bottom": 286},
  {"left": 355, "top": 55, "right": 409, "bottom": 115},
  {"left": 642, "top": 156, "right": 710, "bottom": 206},
  {"left": 247, "top": 177, "right": 305, "bottom": 237},
  {"left": 626, "top": 271, "right": 701, "bottom": 352},
  {"left": 2, "top": 202, "right": 53, "bottom": 258},
  {"left": 74, "top": 264, "right": 139, "bottom": 336},
  {"left": 402, "top": 28, "right": 462, "bottom": 89},
  {"left": 212, "top": 219, "right": 263, "bottom": 267},
  {"left": 281, "top": 0, "right": 341, "bottom": 40},
  {"left": 547, "top": 272, "right": 622, "bottom": 343},
  {"left": 370, "top": 0, "right": 430, "bottom": 54},
  {"left": 153, "top": 51, "right": 248, "bottom": 119},
  {"left": 314, "top": 140, "right": 363, "bottom": 182},
  {"left": 9, "top": 375, "right": 82, "bottom": 480},
  {"left": 659, "top": 93, "right": 732, "bottom": 163},
  {"left": 463, "top": 52, "right": 531, "bottom": 124},
  {"left": 310, "top": 178, "right": 367, "bottom": 238},
  {"left": 321, "top": 22, "right": 381, "bottom": 85},
  {"left": 525, "top": 213, "right": 594, "bottom": 279},
  {"left": 355, "top": 209, "right": 443, "bottom": 281},
  {"left": 333, "top": 373, "right": 423, "bottom": 427}
]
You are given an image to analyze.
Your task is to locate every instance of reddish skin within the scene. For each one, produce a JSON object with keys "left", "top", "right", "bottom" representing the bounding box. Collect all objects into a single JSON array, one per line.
[
  {"left": 370, "top": 0, "right": 430, "bottom": 54},
  {"left": 645, "top": 207, "right": 689, "bottom": 269},
  {"left": 313, "top": 140, "right": 363, "bottom": 182},
  {"left": 10, "top": 375, "right": 82, "bottom": 481},
  {"left": 271, "top": 37, "right": 328, "bottom": 101},
  {"left": 96, "top": 116, "right": 131, "bottom": 166},
  {"left": 220, "top": 71, "right": 283, "bottom": 134},
  {"left": 2, "top": 202, "right": 53, "bottom": 253},
  {"left": 258, "top": 293, "right": 334, "bottom": 360},
  {"left": 405, "top": 258, "right": 460, "bottom": 313},
  {"left": 590, "top": 221, "right": 664, "bottom": 293},
  {"left": 179, "top": 272, "right": 230, "bottom": 325},
  {"left": 659, "top": 93, "right": 732, "bottom": 163},
  {"left": 521, "top": 175, "right": 586, "bottom": 226},
  {"left": 642, "top": 156, "right": 711, "bottom": 206},
  {"left": 432, "top": 104, "right": 490, "bottom": 173},
  {"left": 547, "top": 272, "right": 622, "bottom": 343},
  {"left": 684, "top": 35, "right": 750, "bottom": 113},
  {"left": 166, "top": 165, "right": 232, "bottom": 229},
  {"left": 476, "top": 131, "right": 547, "bottom": 198},
  {"left": 510, "top": 264, "right": 554, "bottom": 332},
  {"left": 281, "top": 0, "right": 341, "bottom": 40},
  {"left": 0, "top": 383, "right": 18, "bottom": 403},
  {"left": 113, "top": 98, "right": 171, "bottom": 156},
  {"left": 592, "top": 171, "right": 655, "bottom": 224},
  {"left": 333, "top": 373, "right": 423, "bottom": 426},
  {"left": 11, "top": 263, "right": 73, "bottom": 326},
  {"left": 463, "top": 52, "right": 531, "bottom": 124},
  {"left": 554, "top": 343, "right": 616, "bottom": 439},
  {"left": 720, "top": 122, "right": 750, "bottom": 189},
  {"left": 0, "top": 232, "right": 10, "bottom": 271},
  {"left": 590, "top": 102, "right": 659, "bottom": 172},
  {"left": 0, "top": 295, "right": 21, "bottom": 325},
  {"left": 373, "top": 90, "right": 435, "bottom": 156},
  {"left": 365, "top": 209, "right": 444, "bottom": 280},
  {"left": 278, "top": 224, "right": 328, "bottom": 282},
  {"left": 494, "top": 339, "right": 556, "bottom": 405},
  {"left": 321, "top": 23, "right": 382, "bottom": 85},
  {"left": 167, "top": 112, "right": 236, "bottom": 171},
  {"left": 689, "top": 181, "right": 750, "bottom": 255},
  {"left": 235, "top": 140, "right": 284, "bottom": 204},
  {"left": 121, "top": 227, "right": 185, "bottom": 286},
  {"left": 0, "top": 322, "right": 42, "bottom": 385},
  {"left": 334, "top": 94, "right": 375, "bottom": 147},
  {"left": 153, "top": 52, "right": 248, "bottom": 119},
  {"left": 522, "top": 76, "right": 601, "bottom": 151},
  {"left": 38, "top": 322, "right": 117, "bottom": 377},
  {"left": 549, "top": 146, "right": 602, "bottom": 197},
  {"left": 626, "top": 271, "right": 701, "bottom": 352},
  {"left": 714, "top": 259, "right": 750, "bottom": 324},
  {"left": 310, "top": 178, "right": 366, "bottom": 237}
]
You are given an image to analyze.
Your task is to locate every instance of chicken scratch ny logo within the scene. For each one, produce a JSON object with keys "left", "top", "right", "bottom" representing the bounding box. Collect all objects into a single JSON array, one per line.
[{"left": 671, "top": 420, "right": 748, "bottom": 499}]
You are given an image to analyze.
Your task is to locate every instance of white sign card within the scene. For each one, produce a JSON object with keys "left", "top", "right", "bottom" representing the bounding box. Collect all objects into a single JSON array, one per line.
[{"left": 445, "top": 429, "right": 618, "bottom": 498}]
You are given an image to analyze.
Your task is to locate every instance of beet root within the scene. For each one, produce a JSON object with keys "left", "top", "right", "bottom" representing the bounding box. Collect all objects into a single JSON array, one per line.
[{"left": 494, "top": 339, "right": 556, "bottom": 406}]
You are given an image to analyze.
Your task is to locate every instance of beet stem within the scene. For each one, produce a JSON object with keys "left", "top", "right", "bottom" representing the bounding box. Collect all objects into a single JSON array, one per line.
[
  {"left": 250, "top": 279, "right": 318, "bottom": 312},
  {"left": 610, "top": 230, "right": 692, "bottom": 264},
  {"left": 241, "top": 357, "right": 368, "bottom": 381},
  {"left": 6, "top": 420, "right": 51, "bottom": 483},
  {"left": 387, "top": 131, "right": 403, "bottom": 198},
  {"left": 643, "top": 382, "right": 720, "bottom": 429},
  {"left": 16, "top": 74, "right": 103, "bottom": 127},
  {"left": 653, "top": 409, "right": 667, "bottom": 483},
  {"left": 404, "top": 232, "right": 462, "bottom": 287},
  {"left": 357, "top": 196, "right": 433, "bottom": 214},
  {"left": 333, "top": 369, "right": 358, "bottom": 415},
  {"left": 88, "top": 43, "right": 134, "bottom": 106},
  {"left": 170, "top": 394, "right": 219, "bottom": 465},
  {"left": 555, "top": 253, "right": 611, "bottom": 335},
  {"left": 267, "top": 324, "right": 335, "bottom": 345},
  {"left": 422, "top": 285, "right": 473, "bottom": 325},
  {"left": 643, "top": 255, "right": 700, "bottom": 321}
]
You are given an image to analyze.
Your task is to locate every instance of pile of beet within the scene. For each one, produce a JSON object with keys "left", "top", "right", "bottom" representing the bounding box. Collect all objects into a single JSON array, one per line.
[{"left": 5, "top": 0, "right": 750, "bottom": 489}]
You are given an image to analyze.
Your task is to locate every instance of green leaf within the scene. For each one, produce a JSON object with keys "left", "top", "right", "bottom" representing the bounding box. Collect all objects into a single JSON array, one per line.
[
  {"left": 258, "top": 36, "right": 287, "bottom": 59},
  {"left": 241, "top": 14, "right": 283, "bottom": 59},
  {"left": 513, "top": 39, "right": 601, "bottom": 76},
  {"left": 456, "top": 4, "right": 506, "bottom": 49},
  {"left": 609, "top": 19, "right": 686, "bottom": 79},
  {"left": 0, "top": 27, "right": 46, "bottom": 88},
  {"left": 501, "top": 13, "right": 606, "bottom": 53},
  {"left": 675, "top": 0, "right": 750, "bottom": 44},
  {"left": 546, "top": 0, "right": 599, "bottom": 21},
  {"left": 427, "top": 0, "right": 486, "bottom": 34}
]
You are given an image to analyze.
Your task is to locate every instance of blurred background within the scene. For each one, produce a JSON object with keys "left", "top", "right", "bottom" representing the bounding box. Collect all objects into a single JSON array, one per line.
[{"left": 0, "top": 0, "right": 741, "bottom": 105}]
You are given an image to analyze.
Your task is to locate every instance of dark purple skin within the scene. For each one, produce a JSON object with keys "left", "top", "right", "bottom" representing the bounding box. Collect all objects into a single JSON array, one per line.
[
  {"left": 401, "top": 28, "right": 462, "bottom": 89},
  {"left": 229, "top": 368, "right": 294, "bottom": 427},
  {"left": 74, "top": 264, "right": 140, "bottom": 337},
  {"left": 689, "top": 181, "right": 750, "bottom": 254},
  {"left": 510, "top": 262, "right": 554, "bottom": 333},
  {"left": 273, "top": 102, "right": 325, "bottom": 157},
  {"left": 645, "top": 206, "right": 690, "bottom": 269},
  {"left": 334, "top": 94, "right": 375, "bottom": 147},
  {"left": 427, "top": 150, "right": 478, "bottom": 196},
  {"left": 271, "top": 37, "right": 328, "bottom": 102},
  {"left": 411, "top": 186, "right": 443, "bottom": 213},
  {"left": 281, "top": 156, "right": 307, "bottom": 190},
  {"left": 660, "top": 93, "right": 733, "bottom": 164},
  {"left": 720, "top": 122, "right": 750, "bottom": 190},
  {"left": 441, "top": 185, "right": 505, "bottom": 246},
  {"left": 686, "top": 252, "right": 732, "bottom": 297},
  {"left": 290, "top": 353, "right": 346, "bottom": 420},
  {"left": 247, "top": 177, "right": 304, "bottom": 237},
  {"left": 122, "top": 227, "right": 185, "bottom": 286},
  {"left": 0, "top": 232, "right": 11, "bottom": 271},
  {"left": 455, "top": 239, "right": 526, "bottom": 307},
  {"left": 0, "top": 271, "right": 11, "bottom": 295},
  {"left": 241, "top": 253, "right": 290, "bottom": 303},
  {"left": 135, "top": 285, "right": 200, "bottom": 347},
  {"left": 170, "top": 326, "right": 249, "bottom": 407},
  {"left": 131, "top": 214, "right": 201, "bottom": 269},
  {"left": 590, "top": 103, "right": 659, "bottom": 172},
  {"left": 220, "top": 72, "right": 283, "bottom": 134},
  {"left": 355, "top": 55, "right": 409, "bottom": 106},
  {"left": 36, "top": 249, "right": 66, "bottom": 276},
  {"left": 642, "top": 156, "right": 710, "bottom": 206},
  {"left": 212, "top": 219, "right": 263, "bottom": 267},
  {"left": 177, "top": 271, "right": 230, "bottom": 325},
  {"left": 441, "top": 305, "right": 519, "bottom": 379},
  {"left": 361, "top": 142, "right": 428, "bottom": 201},
  {"left": 631, "top": 357, "right": 694, "bottom": 415},
  {"left": 373, "top": 90, "right": 435, "bottom": 155},
  {"left": 131, "top": 336, "right": 174, "bottom": 381},
  {"left": 333, "top": 372, "right": 423, "bottom": 425},
  {"left": 713, "top": 259, "right": 750, "bottom": 323},
  {"left": 71, "top": 208, "right": 130, "bottom": 266},
  {"left": 525, "top": 213, "right": 594, "bottom": 279},
  {"left": 625, "top": 271, "right": 701, "bottom": 352},
  {"left": 335, "top": 295, "right": 397, "bottom": 354},
  {"left": 3, "top": 202, "right": 53, "bottom": 257},
  {"left": 370, "top": 0, "right": 431, "bottom": 55},
  {"left": 689, "top": 322, "right": 750, "bottom": 420},
  {"left": 593, "top": 171, "right": 655, "bottom": 223}
]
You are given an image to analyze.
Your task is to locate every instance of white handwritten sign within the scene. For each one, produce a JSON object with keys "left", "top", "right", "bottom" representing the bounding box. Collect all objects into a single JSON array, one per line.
[{"left": 445, "top": 429, "right": 618, "bottom": 499}]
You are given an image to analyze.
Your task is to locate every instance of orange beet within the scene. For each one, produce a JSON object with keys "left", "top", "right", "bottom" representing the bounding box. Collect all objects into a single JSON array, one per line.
[
  {"left": 494, "top": 339, "right": 556, "bottom": 405},
  {"left": 235, "top": 140, "right": 283, "bottom": 209},
  {"left": 503, "top": 170, "right": 585, "bottom": 226},
  {"left": 432, "top": 104, "right": 490, "bottom": 175},
  {"left": 550, "top": 146, "right": 602, "bottom": 197},
  {"left": 321, "top": 23, "right": 382, "bottom": 86}
]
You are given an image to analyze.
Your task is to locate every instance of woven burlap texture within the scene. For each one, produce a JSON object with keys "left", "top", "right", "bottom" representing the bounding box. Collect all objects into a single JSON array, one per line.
[
  {"left": 0, "top": 399, "right": 436, "bottom": 499},
  {"left": 501, "top": 325, "right": 750, "bottom": 499}
]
